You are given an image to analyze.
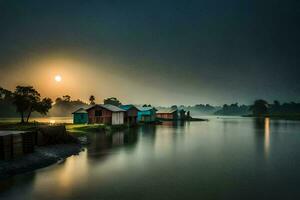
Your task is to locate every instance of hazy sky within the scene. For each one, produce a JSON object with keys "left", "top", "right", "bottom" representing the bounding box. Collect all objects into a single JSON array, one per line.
[{"left": 0, "top": 0, "right": 299, "bottom": 106}]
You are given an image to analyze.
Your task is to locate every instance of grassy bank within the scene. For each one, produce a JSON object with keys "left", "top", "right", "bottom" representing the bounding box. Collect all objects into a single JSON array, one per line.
[
  {"left": 0, "top": 122, "right": 42, "bottom": 131},
  {"left": 65, "top": 124, "right": 132, "bottom": 138}
]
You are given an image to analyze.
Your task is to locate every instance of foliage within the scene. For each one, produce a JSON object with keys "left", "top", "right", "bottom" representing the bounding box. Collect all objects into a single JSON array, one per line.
[
  {"left": 215, "top": 103, "right": 250, "bottom": 116},
  {"left": 171, "top": 105, "right": 178, "bottom": 109},
  {"left": 104, "top": 97, "right": 122, "bottom": 106},
  {"left": 249, "top": 99, "right": 269, "bottom": 116},
  {"left": 12, "top": 86, "right": 53, "bottom": 123},
  {"left": 178, "top": 104, "right": 220, "bottom": 115},
  {"left": 89, "top": 95, "right": 96, "bottom": 105},
  {"left": 0, "top": 86, "right": 53, "bottom": 121},
  {"left": 50, "top": 96, "right": 87, "bottom": 117}
]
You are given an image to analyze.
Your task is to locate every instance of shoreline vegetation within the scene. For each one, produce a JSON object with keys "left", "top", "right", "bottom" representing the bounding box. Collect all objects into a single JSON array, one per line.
[
  {"left": 0, "top": 85, "right": 299, "bottom": 179},
  {"left": 0, "top": 122, "right": 131, "bottom": 179},
  {"left": 0, "top": 119, "right": 209, "bottom": 178}
]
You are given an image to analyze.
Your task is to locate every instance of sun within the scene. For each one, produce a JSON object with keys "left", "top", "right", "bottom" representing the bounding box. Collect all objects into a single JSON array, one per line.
[{"left": 54, "top": 75, "right": 62, "bottom": 82}]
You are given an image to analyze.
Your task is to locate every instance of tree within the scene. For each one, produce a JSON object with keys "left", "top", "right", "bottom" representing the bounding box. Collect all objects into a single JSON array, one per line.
[
  {"left": 62, "top": 95, "right": 71, "bottom": 102},
  {"left": 250, "top": 99, "right": 269, "bottom": 116},
  {"left": 35, "top": 98, "right": 53, "bottom": 115},
  {"left": 171, "top": 105, "right": 178, "bottom": 109},
  {"left": 55, "top": 97, "right": 63, "bottom": 104},
  {"left": 89, "top": 95, "right": 96, "bottom": 105},
  {"left": 0, "top": 87, "right": 13, "bottom": 100},
  {"left": 12, "top": 86, "right": 52, "bottom": 123},
  {"left": 186, "top": 111, "right": 191, "bottom": 118},
  {"left": 103, "top": 97, "right": 122, "bottom": 106}
]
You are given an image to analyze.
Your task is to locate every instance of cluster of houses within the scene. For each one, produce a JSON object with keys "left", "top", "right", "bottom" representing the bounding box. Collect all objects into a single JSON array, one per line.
[{"left": 72, "top": 104, "right": 188, "bottom": 125}]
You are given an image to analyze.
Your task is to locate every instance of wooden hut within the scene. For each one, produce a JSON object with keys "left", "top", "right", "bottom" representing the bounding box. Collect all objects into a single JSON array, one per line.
[
  {"left": 156, "top": 108, "right": 178, "bottom": 120},
  {"left": 137, "top": 107, "right": 156, "bottom": 122},
  {"left": 72, "top": 108, "right": 88, "bottom": 124},
  {"left": 0, "top": 131, "right": 35, "bottom": 160},
  {"left": 120, "top": 105, "right": 140, "bottom": 125},
  {"left": 87, "top": 104, "right": 125, "bottom": 125}
]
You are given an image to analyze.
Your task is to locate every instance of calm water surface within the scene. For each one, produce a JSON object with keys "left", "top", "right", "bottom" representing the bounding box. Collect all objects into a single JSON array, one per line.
[{"left": 1, "top": 117, "right": 300, "bottom": 199}]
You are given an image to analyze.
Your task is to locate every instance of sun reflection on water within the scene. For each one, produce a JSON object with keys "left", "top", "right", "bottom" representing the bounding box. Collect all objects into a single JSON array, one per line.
[{"left": 264, "top": 118, "right": 270, "bottom": 158}]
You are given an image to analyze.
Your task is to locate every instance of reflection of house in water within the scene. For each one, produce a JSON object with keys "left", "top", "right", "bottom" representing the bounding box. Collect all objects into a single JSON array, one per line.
[
  {"left": 161, "top": 120, "right": 185, "bottom": 127},
  {"left": 112, "top": 132, "right": 124, "bottom": 146},
  {"left": 86, "top": 131, "right": 138, "bottom": 159}
]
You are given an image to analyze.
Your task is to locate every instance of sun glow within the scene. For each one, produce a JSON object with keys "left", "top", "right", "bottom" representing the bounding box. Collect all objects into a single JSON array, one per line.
[{"left": 55, "top": 75, "right": 62, "bottom": 82}]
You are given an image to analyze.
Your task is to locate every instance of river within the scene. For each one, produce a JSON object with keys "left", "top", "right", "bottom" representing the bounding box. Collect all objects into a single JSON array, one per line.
[{"left": 1, "top": 116, "right": 300, "bottom": 199}]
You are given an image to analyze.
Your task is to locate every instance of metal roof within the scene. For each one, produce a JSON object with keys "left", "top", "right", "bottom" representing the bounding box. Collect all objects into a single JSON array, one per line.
[
  {"left": 136, "top": 106, "right": 156, "bottom": 112},
  {"left": 86, "top": 104, "right": 126, "bottom": 112},
  {"left": 101, "top": 104, "right": 126, "bottom": 112},
  {"left": 72, "top": 108, "right": 88, "bottom": 114},
  {"left": 156, "top": 108, "right": 178, "bottom": 114},
  {"left": 120, "top": 104, "right": 140, "bottom": 111}
]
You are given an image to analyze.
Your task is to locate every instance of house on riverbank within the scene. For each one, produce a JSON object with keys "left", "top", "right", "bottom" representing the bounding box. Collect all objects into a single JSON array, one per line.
[
  {"left": 137, "top": 107, "right": 156, "bottom": 122},
  {"left": 156, "top": 108, "right": 178, "bottom": 120},
  {"left": 86, "top": 104, "right": 125, "bottom": 125},
  {"left": 72, "top": 108, "right": 88, "bottom": 124},
  {"left": 120, "top": 105, "right": 140, "bottom": 125}
]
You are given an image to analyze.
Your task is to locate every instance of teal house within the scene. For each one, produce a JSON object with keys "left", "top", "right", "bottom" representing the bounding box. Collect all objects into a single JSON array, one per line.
[
  {"left": 72, "top": 108, "right": 88, "bottom": 124},
  {"left": 137, "top": 107, "right": 156, "bottom": 122}
]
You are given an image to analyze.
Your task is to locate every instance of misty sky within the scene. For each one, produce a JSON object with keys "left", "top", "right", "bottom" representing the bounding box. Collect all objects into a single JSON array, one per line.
[{"left": 0, "top": 0, "right": 299, "bottom": 106}]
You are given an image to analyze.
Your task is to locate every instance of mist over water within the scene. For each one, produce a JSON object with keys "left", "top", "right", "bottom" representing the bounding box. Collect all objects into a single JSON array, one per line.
[{"left": 1, "top": 117, "right": 300, "bottom": 199}]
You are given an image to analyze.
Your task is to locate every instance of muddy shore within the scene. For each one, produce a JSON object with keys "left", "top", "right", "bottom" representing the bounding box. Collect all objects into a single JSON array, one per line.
[{"left": 0, "top": 143, "right": 83, "bottom": 179}]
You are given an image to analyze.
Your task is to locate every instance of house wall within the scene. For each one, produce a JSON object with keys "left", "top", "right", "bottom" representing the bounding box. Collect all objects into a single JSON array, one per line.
[
  {"left": 126, "top": 107, "right": 138, "bottom": 117},
  {"left": 112, "top": 112, "right": 124, "bottom": 125},
  {"left": 88, "top": 106, "right": 112, "bottom": 124},
  {"left": 124, "top": 107, "right": 138, "bottom": 124},
  {"left": 73, "top": 113, "right": 88, "bottom": 124},
  {"left": 138, "top": 110, "right": 156, "bottom": 122},
  {"left": 156, "top": 112, "right": 178, "bottom": 120}
]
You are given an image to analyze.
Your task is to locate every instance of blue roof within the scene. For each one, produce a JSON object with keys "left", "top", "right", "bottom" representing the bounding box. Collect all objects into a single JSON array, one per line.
[
  {"left": 120, "top": 104, "right": 140, "bottom": 111},
  {"left": 136, "top": 106, "right": 156, "bottom": 112}
]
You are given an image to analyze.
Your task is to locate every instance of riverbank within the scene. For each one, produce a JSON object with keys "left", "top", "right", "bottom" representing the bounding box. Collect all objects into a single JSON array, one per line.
[
  {"left": 0, "top": 143, "right": 82, "bottom": 179},
  {"left": 0, "top": 123, "right": 133, "bottom": 178}
]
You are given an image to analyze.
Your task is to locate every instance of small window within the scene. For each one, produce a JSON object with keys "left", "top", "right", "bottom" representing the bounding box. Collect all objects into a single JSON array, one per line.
[{"left": 95, "top": 110, "right": 102, "bottom": 117}]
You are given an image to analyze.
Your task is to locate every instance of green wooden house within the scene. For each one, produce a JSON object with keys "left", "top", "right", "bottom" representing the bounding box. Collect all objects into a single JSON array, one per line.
[
  {"left": 137, "top": 106, "right": 157, "bottom": 122},
  {"left": 72, "top": 108, "right": 88, "bottom": 124}
]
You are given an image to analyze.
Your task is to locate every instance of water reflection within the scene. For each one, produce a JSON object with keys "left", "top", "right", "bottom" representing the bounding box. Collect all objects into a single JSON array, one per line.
[
  {"left": 2, "top": 118, "right": 300, "bottom": 200},
  {"left": 254, "top": 117, "right": 271, "bottom": 159},
  {"left": 87, "top": 129, "right": 138, "bottom": 159},
  {"left": 264, "top": 118, "right": 270, "bottom": 158}
]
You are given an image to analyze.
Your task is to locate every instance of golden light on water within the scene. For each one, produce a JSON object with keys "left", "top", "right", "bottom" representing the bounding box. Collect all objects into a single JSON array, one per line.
[{"left": 264, "top": 117, "right": 270, "bottom": 158}]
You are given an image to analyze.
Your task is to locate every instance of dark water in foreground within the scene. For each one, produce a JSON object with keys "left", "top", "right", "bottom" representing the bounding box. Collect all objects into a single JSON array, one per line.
[{"left": 1, "top": 117, "right": 300, "bottom": 200}]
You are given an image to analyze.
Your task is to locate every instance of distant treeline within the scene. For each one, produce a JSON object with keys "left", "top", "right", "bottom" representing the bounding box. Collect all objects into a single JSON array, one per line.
[
  {"left": 214, "top": 103, "right": 250, "bottom": 116},
  {"left": 49, "top": 95, "right": 87, "bottom": 117},
  {"left": 178, "top": 104, "right": 221, "bottom": 115},
  {"left": 161, "top": 100, "right": 300, "bottom": 117},
  {"left": 1, "top": 86, "right": 300, "bottom": 118},
  {"left": 249, "top": 100, "right": 300, "bottom": 117},
  {"left": 168, "top": 104, "right": 250, "bottom": 116}
]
